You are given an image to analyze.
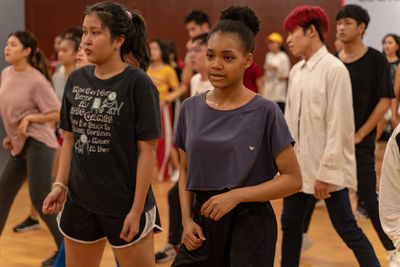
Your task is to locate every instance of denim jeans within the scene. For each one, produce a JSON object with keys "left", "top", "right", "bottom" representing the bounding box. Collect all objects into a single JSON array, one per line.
[{"left": 281, "top": 189, "right": 380, "bottom": 267}]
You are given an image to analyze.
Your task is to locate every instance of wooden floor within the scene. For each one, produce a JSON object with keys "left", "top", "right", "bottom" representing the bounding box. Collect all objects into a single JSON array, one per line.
[{"left": 0, "top": 142, "right": 391, "bottom": 266}]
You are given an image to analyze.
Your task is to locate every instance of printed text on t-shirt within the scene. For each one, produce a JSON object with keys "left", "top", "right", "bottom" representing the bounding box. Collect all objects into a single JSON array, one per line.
[{"left": 70, "top": 86, "right": 124, "bottom": 154}]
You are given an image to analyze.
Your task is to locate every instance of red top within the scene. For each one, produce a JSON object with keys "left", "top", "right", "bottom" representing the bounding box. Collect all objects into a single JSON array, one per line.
[{"left": 243, "top": 62, "right": 262, "bottom": 93}]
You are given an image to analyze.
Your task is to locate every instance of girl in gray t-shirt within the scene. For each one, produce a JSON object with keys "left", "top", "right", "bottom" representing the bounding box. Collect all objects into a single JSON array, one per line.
[{"left": 172, "top": 6, "right": 302, "bottom": 267}]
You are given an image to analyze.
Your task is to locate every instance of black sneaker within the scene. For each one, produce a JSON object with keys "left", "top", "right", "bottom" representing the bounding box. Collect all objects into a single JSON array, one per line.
[
  {"left": 41, "top": 251, "right": 58, "bottom": 266},
  {"left": 155, "top": 243, "right": 178, "bottom": 263},
  {"left": 13, "top": 216, "right": 40, "bottom": 233}
]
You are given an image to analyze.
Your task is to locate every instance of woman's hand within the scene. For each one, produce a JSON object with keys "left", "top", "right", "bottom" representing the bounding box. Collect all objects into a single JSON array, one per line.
[
  {"left": 2, "top": 136, "right": 13, "bottom": 150},
  {"left": 18, "top": 115, "right": 32, "bottom": 137},
  {"left": 120, "top": 211, "right": 141, "bottom": 242},
  {"left": 201, "top": 190, "right": 239, "bottom": 221},
  {"left": 42, "top": 184, "right": 68, "bottom": 214},
  {"left": 182, "top": 219, "right": 206, "bottom": 251}
]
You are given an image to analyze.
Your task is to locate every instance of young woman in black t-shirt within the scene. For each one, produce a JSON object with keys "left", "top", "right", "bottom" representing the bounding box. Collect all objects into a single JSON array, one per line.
[{"left": 42, "top": 2, "right": 162, "bottom": 266}]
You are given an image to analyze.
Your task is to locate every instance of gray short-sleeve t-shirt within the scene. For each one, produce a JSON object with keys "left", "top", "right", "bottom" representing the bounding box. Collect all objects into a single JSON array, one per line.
[{"left": 174, "top": 93, "right": 294, "bottom": 190}]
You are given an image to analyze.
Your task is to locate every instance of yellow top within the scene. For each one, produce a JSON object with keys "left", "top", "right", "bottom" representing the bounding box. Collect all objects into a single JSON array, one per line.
[{"left": 147, "top": 65, "right": 179, "bottom": 101}]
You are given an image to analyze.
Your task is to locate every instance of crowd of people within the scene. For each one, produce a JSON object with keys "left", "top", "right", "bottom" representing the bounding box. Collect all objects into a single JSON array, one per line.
[{"left": 1, "top": 1, "right": 400, "bottom": 267}]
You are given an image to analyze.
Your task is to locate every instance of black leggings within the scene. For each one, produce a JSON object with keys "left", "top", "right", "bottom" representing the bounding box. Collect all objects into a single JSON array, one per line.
[
  {"left": 0, "top": 138, "right": 62, "bottom": 247},
  {"left": 172, "top": 190, "right": 277, "bottom": 267}
]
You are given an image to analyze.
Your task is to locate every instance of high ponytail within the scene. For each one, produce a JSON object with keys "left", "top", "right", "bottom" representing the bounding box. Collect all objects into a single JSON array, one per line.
[
  {"left": 129, "top": 13, "right": 150, "bottom": 71},
  {"left": 85, "top": 1, "right": 150, "bottom": 71},
  {"left": 10, "top": 31, "right": 50, "bottom": 81},
  {"left": 31, "top": 49, "right": 50, "bottom": 81}
]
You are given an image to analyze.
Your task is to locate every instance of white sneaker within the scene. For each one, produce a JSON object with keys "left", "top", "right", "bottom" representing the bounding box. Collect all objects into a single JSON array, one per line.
[
  {"left": 170, "top": 169, "right": 179, "bottom": 182},
  {"left": 314, "top": 200, "right": 323, "bottom": 208},
  {"left": 155, "top": 243, "right": 178, "bottom": 263},
  {"left": 301, "top": 233, "right": 312, "bottom": 252},
  {"left": 388, "top": 250, "right": 400, "bottom": 267}
]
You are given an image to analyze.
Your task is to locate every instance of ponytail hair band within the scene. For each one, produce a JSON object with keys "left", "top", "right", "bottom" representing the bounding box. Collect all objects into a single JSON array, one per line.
[{"left": 126, "top": 10, "right": 132, "bottom": 19}]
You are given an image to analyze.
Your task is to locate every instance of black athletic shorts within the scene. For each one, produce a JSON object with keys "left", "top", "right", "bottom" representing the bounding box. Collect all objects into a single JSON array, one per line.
[
  {"left": 172, "top": 190, "right": 277, "bottom": 267},
  {"left": 58, "top": 197, "right": 162, "bottom": 248}
]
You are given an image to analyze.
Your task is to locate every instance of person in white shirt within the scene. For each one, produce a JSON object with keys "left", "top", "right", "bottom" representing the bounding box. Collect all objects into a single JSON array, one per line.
[
  {"left": 380, "top": 125, "right": 400, "bottom": 260},
  {"left": 189, "top": 33, "right": 213, "bottom": 96},
  {"left": 262, "top": 32, "right": 290, "bottom": 113},
  {"left": 281, "top": 6, "right": 379, "bottom": 267}
]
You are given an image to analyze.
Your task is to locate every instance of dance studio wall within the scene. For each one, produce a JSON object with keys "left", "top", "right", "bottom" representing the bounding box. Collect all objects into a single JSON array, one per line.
[
  {"left": 25, "top": 0, "right": 340, "bottom": 67},
  {"left": 344, "top": 0, "right": 400, "bottom": 51},
  {"left": 0, "top": 0, "right": 25, "bottom": 175},
  {"left": 0, "top": 0, "right": 25, "bottom": 70}
]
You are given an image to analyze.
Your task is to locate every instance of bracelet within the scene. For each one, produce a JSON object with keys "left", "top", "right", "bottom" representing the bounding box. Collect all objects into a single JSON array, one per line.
[{"left": 53, "top": 182, "right": 68, "bottom": 191}]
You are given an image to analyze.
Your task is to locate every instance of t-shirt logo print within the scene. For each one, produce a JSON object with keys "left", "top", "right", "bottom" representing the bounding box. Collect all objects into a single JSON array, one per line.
[
  {"left": 91, "top": 92, "right": 124, "bottom": 115},
  {"left": 75, "top": 134, "right": 90, "bottom": 154},
  {"left": 249, "top": 146, "right": 255, "bottom": 151}
]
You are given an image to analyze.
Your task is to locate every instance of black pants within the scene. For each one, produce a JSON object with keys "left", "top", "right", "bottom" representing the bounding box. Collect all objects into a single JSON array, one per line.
[
  {"left": 0, "top": 138, "right": 62, "bottom": 247},
  {"left": 356, "top": 144, "right": 395, "bottom": 250},
  {"left": 168, "top": 182, "right": 183, "bottom": 245},
  {"left": 281, "top": 190, "right": 379, "bottom": 267},
  {"left": 172, "top": 190, "right": 277, "bottom": 267}
]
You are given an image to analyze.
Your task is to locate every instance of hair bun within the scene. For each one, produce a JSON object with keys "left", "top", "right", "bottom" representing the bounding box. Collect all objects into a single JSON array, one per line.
[{"left": 220, "top": 6, "right": 260, "bottom": 36}]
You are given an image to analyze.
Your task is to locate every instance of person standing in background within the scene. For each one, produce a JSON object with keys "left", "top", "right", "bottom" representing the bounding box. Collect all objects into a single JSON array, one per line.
[
  {"left": 0, "top": 30, "right": 62, "bottom": 266},
  {"left": 147, "top": 39, "right": 186, "bottom": 182},
  {"left": 262, "top": 32, "right": 290, "bottom": 113},
  {"left": 376, "top": 33, "right": 400, "bottom": 141},
  {"left": 336, "top": 4, "right": 399, "bottom": 265},
  {"left": 180, "top": 10, "right": 211, "bottom": 96}
]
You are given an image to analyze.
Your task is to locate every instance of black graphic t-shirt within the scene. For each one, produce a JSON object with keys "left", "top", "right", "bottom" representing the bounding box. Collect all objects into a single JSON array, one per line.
[{"left": 60, "top": 65, "right": 162, "bottom": 216}]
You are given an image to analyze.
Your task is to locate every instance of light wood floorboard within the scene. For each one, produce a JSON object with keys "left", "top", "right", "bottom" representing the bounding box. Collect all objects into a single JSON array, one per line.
[{"left": 0, "top": 142, "right": 390, "bottom": 266}]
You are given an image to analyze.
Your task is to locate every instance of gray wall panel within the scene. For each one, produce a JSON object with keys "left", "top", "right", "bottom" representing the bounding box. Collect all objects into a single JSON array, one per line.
[{"left": 0, "top": 0, "right": 25, "bottom": 173}]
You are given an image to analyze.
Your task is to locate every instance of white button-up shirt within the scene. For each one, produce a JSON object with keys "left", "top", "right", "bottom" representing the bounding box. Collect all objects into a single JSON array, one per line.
[{"left": 285, "top": 46, "right": 357, "bottom": 194}]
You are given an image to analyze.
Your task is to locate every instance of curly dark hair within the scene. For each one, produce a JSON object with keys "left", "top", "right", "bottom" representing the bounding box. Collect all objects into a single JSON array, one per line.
[{"left": 208, "top": 6, "right": 260, "bottom": 53}]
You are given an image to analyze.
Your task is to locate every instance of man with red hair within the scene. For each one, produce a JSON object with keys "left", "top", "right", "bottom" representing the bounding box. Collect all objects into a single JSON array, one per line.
[{"left": 281, "top": 6, "right": 379, "bottom": 266}]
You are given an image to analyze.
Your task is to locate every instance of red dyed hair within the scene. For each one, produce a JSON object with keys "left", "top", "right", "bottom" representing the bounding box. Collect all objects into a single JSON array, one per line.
[{"left": 284, "top": 6, "right": 329, "bottom": 34}]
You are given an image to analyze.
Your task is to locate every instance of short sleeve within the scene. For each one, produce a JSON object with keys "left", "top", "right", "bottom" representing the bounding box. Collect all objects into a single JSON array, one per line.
[
  {"left": 167, "top": 66, "right": 179, "bottom": 88},
  {"left": 59, "top": 75, "right": 73, "bottom": 131},
  {"left": 174, "top": 101, "right": 187, "bottom": 151},
  {"left": 377, "top": 55, "right": 395, "bottom": 99},
  {"left": 133, "top": 72, "right": 162, "bottom": 140},
  {"left": 267, "top": 103, "right": 294, "bottom": 158},
  {"left": 32, "top": 74, "right": 61, "bottom": 114}
]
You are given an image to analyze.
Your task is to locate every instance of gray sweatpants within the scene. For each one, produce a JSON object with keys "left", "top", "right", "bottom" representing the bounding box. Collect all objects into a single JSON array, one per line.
[{"left": 0, "top": 138, "right": 62, "bottom": 247}]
